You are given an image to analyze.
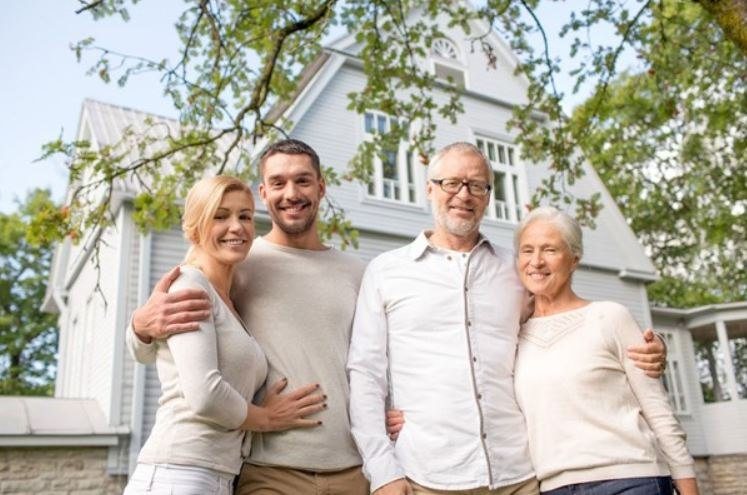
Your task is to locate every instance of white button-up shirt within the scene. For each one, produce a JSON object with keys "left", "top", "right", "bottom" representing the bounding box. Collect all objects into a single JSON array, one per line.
[{"left": 348, "top": 231, "right": 535, "bottom": 492}]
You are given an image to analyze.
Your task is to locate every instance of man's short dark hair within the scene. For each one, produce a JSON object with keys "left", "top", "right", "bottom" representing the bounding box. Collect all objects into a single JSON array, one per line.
[{"left": 258, "top": 139, "right": 321, "bottom": 179}]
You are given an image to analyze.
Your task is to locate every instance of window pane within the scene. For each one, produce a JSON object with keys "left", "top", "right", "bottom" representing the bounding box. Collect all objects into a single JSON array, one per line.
[
  {"left": 476, "top": 139, "right": 485, "bottom": 153},
  {"left": 365, "top": 113, "right": 374, "bottom": 133},
  {"left": 487, "top": 142, "right": 496, "bottom": 161},
  {"left": 508, "top": 147, "right": 515, "bottom": 166},
  {"left": 377, "top": 115, "right": 387, "bottom": 133},
  {"left": 695, "top": 338, "right": 732, "bottom": 402},
  {"left": 672, "top": 361, "right": 687, "bottom": 410},
  {"left": 493, "top": 171, "right": 507, "bottom": 220},
  {"left": 406, "top": 151, "right": 416, "bottom": 203},
  {"left": 493, "top": 172, "right": 506, "bottom": 201},
  {"left": 433, "top": 62, "right": 466, "bottom": 87},
  {"left": 512, "top": 174, "right": 522, "bottom": 219},
  {"left": 383, "top": 150, "right": 398, "bottom": 179},
  {"left": 498, "top": 145, "right": 506, "bottom": 164}
]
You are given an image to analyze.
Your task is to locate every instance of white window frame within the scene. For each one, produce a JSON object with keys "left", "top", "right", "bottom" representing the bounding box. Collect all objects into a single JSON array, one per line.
[
  {"left": 660, "top": 330, "right": 690, "bottom": 415},
  {"left": 362, "top": 110, "right": 419, "bottom": 205},
  {"left": 475, "top": 136, "right": 526, "bottom": 223},
  {"left": 430, "top": 38, "right": 469, "bottom": 89}
]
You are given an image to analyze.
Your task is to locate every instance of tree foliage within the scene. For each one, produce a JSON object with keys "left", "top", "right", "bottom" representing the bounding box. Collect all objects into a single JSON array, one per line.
[
  {"left": 39, "top": 0, "right": 746, "bottom": 305},
  {"left": 0, "top": 189, "right": 59, "bottom": 396},
  {"left": 570, "top": 1, "right": 746, "bottom": 307}
]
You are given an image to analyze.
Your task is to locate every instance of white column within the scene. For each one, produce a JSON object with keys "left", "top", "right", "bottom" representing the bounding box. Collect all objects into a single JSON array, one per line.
[{"left": 715, "top": 319, "right": 740, "bottom": 401}]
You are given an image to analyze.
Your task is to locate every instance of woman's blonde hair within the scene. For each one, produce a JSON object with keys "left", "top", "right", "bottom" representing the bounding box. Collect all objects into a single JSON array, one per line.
[{"left": 182, "top": 175, "right": 253, "bottom": 263}]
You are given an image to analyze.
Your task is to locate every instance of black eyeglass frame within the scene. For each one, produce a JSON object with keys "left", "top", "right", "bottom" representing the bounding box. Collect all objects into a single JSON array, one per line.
[{"left": 430, "top": 178, "right": 492, "bottom": 196}]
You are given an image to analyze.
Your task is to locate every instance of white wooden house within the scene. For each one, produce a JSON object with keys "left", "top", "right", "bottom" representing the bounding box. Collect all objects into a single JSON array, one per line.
[{"left": 15, "top": 7, "right": 745, "bottom": 494}]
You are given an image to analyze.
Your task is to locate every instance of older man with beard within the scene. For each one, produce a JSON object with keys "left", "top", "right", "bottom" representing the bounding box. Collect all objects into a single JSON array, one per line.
[{"left": 348, "top": 142, "right": 538, "bottom": 495}]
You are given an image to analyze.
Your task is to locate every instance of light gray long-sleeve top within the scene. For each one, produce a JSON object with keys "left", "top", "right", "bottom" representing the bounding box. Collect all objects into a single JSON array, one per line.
[{"left": 132, "top": 265, "right": 267, "bottom": 475}]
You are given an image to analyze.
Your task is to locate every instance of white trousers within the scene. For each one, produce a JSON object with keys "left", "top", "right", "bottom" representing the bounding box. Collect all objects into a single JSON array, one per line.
[{"left": 123, "top": 463, "right": 234, "bottom": 495}]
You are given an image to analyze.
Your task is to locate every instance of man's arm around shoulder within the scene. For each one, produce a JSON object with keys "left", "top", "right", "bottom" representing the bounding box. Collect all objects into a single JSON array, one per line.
[{"left": 126, "top": 266, "right": 211, "bottom": 364}]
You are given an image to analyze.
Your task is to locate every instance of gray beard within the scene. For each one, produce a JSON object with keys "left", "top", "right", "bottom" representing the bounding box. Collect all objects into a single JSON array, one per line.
[{"left": 434, "top": 210, "right": 479, "bottom": 237}]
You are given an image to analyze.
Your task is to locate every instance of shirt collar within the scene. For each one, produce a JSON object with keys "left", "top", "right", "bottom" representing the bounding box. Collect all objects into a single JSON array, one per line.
[{"left": 407, "top": 230, "right": 496, "bottom": 261}]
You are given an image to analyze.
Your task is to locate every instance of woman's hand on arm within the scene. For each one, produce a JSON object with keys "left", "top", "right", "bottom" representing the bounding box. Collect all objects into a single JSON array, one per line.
[{"left": 241, "top": 378, "right": 326, "bottom": 432}]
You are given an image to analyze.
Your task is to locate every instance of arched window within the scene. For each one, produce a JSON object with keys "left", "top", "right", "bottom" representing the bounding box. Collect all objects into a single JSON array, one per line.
[{"left": 430, "top": 38, "right": 466, "bottom": 88}]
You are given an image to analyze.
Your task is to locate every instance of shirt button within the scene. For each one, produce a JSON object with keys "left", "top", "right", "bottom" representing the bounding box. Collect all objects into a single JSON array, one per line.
[
  {"left": 447, "top": 255, "right": 452, "bottom": 260},
  {"left": 482, "top": 433, "right": 487, "bottom": 439},
  {"left": 467, "top": 320, "right": 472, "bottom": 326},
  {"left": 472, "top": 356, "right": 477, "bottom": 362},
  {"left": 464, "top": 286, "right": 469, "bottom": 292},
  {"left": 462, "top": 253, "right": 467, "bottom": 258},
  {"left": 477, "top": 393, "right": 483, "bottom": 400}
]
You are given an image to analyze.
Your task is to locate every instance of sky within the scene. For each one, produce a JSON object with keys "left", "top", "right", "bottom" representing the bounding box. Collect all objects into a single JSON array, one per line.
[
  {"left": 0, "top": 0, "right": 183, "bottom": 213},
  {"left": 0, "top": 2, "right": 633, "bottom": 214}
]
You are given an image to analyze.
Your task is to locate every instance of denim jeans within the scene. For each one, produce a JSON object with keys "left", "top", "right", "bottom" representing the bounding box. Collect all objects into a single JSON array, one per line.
[
  {"left": 542, "top": 476, "right": 674, "bottom": 495},
  {"left": 123, "top": 463, "right": 235, "bottom": 495}
]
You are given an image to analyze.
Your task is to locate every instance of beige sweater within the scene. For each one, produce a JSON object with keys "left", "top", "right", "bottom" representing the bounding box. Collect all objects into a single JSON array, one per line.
[
  {"left": 135, "top": 266, "right": 267, "bottom": 475},
  {"left": 514, "top": 301, "right": 695, "bottom": 491},
  {"left": 230, "top": 237, "right": 365, "bottom": 471}
]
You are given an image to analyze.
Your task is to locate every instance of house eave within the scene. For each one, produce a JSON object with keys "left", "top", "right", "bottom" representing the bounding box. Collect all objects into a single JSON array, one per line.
[{"left": 0, "top": 433, "right": 125, "bottom": 447}]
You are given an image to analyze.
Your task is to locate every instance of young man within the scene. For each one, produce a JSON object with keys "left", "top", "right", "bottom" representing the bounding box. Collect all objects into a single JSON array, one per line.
[
  {"left": 347, "top": 142, "right": 666, "bottom": 495},
  {"left": 127, "top": 139, "right": 368, "bottom": 495}
]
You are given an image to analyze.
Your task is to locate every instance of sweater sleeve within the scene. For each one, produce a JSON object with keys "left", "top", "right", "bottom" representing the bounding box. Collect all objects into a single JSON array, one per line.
[
  {"left": 612, "top": 304, "right": 696, "bottom": 479},
  {"left": 166, "top": 272, "right": 248, "bottom": 430},
  {"left": 125, "top": 318, "right": 157, "bottom": 365}
]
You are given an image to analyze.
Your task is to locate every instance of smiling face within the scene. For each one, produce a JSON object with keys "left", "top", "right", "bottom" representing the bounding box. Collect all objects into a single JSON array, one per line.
[
  {"left": 516, "top": 220, "right": 578, "bottom": 299},
  {"left": 427, "top": 149, "right": 491, "bottom": 240},
  {"left": 200, "top": 189, "right": 255, "bottom": 266},
  {"left": 259, "top": 152, "right": 325, "bottom": 240}
]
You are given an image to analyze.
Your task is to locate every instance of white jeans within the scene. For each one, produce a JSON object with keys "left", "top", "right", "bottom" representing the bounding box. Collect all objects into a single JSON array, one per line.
[{"left": 124, "top": 463, "right": 234, "bottom": 495}]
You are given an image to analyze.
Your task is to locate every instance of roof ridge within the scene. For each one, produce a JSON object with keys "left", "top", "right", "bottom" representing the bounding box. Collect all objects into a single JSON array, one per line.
[{"left": 83, "top": 97, "right": 179, "bottom": 124}]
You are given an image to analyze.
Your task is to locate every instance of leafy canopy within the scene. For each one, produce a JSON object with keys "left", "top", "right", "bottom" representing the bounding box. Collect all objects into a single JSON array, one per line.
[{"left": 40, "top": 0, "right": 747, "bottom": 307}]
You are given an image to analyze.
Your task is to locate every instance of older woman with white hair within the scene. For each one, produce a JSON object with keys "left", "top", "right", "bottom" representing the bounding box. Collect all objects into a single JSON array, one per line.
[{"left": 513, "top": 206, "right": 698, "bottom": 495}]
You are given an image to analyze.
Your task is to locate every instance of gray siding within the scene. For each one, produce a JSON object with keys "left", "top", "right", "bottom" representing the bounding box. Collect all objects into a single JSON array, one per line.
[{"left": 141, "top": 228, "right": 189, "bottom": 440}]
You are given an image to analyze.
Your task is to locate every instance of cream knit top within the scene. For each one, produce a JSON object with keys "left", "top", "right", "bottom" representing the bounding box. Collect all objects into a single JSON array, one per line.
[
  {"left": 136, "top": 266, "right": 267, "bottom": 475},
  {"left": 514, "top": 301, "right": 695, "bottom": 491}
]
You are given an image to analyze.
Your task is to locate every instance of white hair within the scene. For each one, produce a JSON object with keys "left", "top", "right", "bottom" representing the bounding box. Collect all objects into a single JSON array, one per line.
[{"left": 514, "top": 206, "right": 583, "bottom": 258}]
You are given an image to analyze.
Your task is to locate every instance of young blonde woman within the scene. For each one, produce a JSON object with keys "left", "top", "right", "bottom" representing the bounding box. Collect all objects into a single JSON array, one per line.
[{"left": 124, "top": 176, "right": 325, "bottom": 495}]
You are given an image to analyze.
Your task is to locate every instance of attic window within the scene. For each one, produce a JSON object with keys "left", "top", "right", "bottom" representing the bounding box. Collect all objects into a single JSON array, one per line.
[
  {"left": 430, "top": 38, "right": 466, "bottom": 88},
  {"left": 434, "top": 63, "right": 465, "bottom": 87},
  {"left": 432, "top": 38, "right": 459, "bottom": 61}
]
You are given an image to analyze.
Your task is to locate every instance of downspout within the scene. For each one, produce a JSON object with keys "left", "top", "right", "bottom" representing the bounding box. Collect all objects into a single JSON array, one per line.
[
  {"left": 109, "top": 204, "right": 133, "bottom": 423},
  {"left": 51, "top": 285, "right": 69, "bottom": 396},
  {"left": 128, "top": 231, "right": 152, "bottom": 474}
]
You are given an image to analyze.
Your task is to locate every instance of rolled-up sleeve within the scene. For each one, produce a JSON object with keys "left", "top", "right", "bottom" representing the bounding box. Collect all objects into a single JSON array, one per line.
[{"left": 347, "top": 264, "right": 405, "bottom": 492}]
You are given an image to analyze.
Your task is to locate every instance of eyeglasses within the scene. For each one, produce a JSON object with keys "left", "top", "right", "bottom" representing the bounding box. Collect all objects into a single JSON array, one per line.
[{"left": 430, "top": 178, "right": 492, "bottom": 196}]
